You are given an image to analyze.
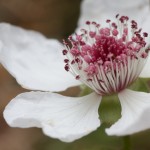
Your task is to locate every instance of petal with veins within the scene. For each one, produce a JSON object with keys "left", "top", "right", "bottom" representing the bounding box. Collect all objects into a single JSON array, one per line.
[
  {"left": 0, "top": 23, "right": 81, "bottom": 92},
  {"left": 3, "top": 91, "right": 101, "bottom": 142},
  {"left": 106, "top": 89, "right": 150, "bottom": 136}
]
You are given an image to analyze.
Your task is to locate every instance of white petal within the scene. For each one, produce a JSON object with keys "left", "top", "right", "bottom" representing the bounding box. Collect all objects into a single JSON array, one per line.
[
  {"left": 77, "top": 0, "right": 149, "bottom": 31},
  {"left": 139, "top": 54, "right": 150, "bottom": 78},
  {"left": 77, "top": 0, "right": 105, "bottom": 32},
  {"left": 0, "top": 23, "right": 81, "bottom": 92},
  {"left": 139, "top": 16, "right": 150, "bottom": 78},
  {"left": 3, "top": 91, "right": 101, "bottom": 142},
  {"left": 0, "top": 40, "right": 2, "bottom": 53},
  {"left": 106, "top": 89, "right": 150, "bottom": 136}
]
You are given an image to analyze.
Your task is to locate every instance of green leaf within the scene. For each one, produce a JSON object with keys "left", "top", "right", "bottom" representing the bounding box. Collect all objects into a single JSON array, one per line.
[{"left": 128, "top": 78, "right": 150, "bottom": 92}]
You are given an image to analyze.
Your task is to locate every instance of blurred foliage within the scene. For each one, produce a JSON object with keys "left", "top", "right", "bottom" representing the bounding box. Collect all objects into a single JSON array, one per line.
[
  {"left": 35, "top": 124, "right": 122, "bottom": 150},
  {"left": 0, "top": 0, "right": 81, "bottom": 39},
  {"left": 35, "top": 124, "right": 150, "bottom": 150}
]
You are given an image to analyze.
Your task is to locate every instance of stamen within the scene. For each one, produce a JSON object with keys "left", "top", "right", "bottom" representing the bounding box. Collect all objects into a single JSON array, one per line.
[
  {"left": 62, "top": 49, "right": 68, "bottom": 55},
  {"left": 63, "top": 15, "right": 149, "bottom": 95}
]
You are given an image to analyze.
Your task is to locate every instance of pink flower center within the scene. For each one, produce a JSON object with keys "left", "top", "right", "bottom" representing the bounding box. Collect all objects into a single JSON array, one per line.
[{"left": 63, "top": 15, "right": 149, "bottom": 95}]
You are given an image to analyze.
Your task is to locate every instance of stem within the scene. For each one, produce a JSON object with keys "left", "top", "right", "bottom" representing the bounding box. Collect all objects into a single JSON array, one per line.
[{"left": 123, "top": 136, "right": 131, "bottom": 150}]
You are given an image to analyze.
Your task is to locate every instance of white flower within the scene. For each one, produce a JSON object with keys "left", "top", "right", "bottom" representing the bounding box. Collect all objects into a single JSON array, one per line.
[
  {"left": 77, "top": 0, "right": 150, "bottom": 33},
  {"left": 2, "top": 15, "right": 150, "bottom": 143}
]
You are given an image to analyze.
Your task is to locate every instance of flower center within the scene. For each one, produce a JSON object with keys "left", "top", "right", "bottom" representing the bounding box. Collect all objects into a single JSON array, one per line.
[{"left": 63, "top": 15, "right": 149, "bottom": 95}]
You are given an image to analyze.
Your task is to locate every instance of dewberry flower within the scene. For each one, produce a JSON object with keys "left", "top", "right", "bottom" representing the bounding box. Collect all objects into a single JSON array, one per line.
[
  {"left": 63, "top": 15, "right": 150, "bottom": 135},
  {"left": 64, "top": 16, "right": 149, "bottom": 96},
  {"left": 3, "top": 16, "right": 150, "bottom": 142}
]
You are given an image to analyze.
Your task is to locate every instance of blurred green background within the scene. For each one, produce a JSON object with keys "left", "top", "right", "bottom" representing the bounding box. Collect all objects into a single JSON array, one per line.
[{"left": 0, "top": 0, "right": 150, "bottom": 150}]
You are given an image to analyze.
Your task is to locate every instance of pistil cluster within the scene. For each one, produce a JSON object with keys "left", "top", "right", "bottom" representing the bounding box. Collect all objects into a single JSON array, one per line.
[{"left": 63, "top": 15, "right": 149, "bottom": 95}]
